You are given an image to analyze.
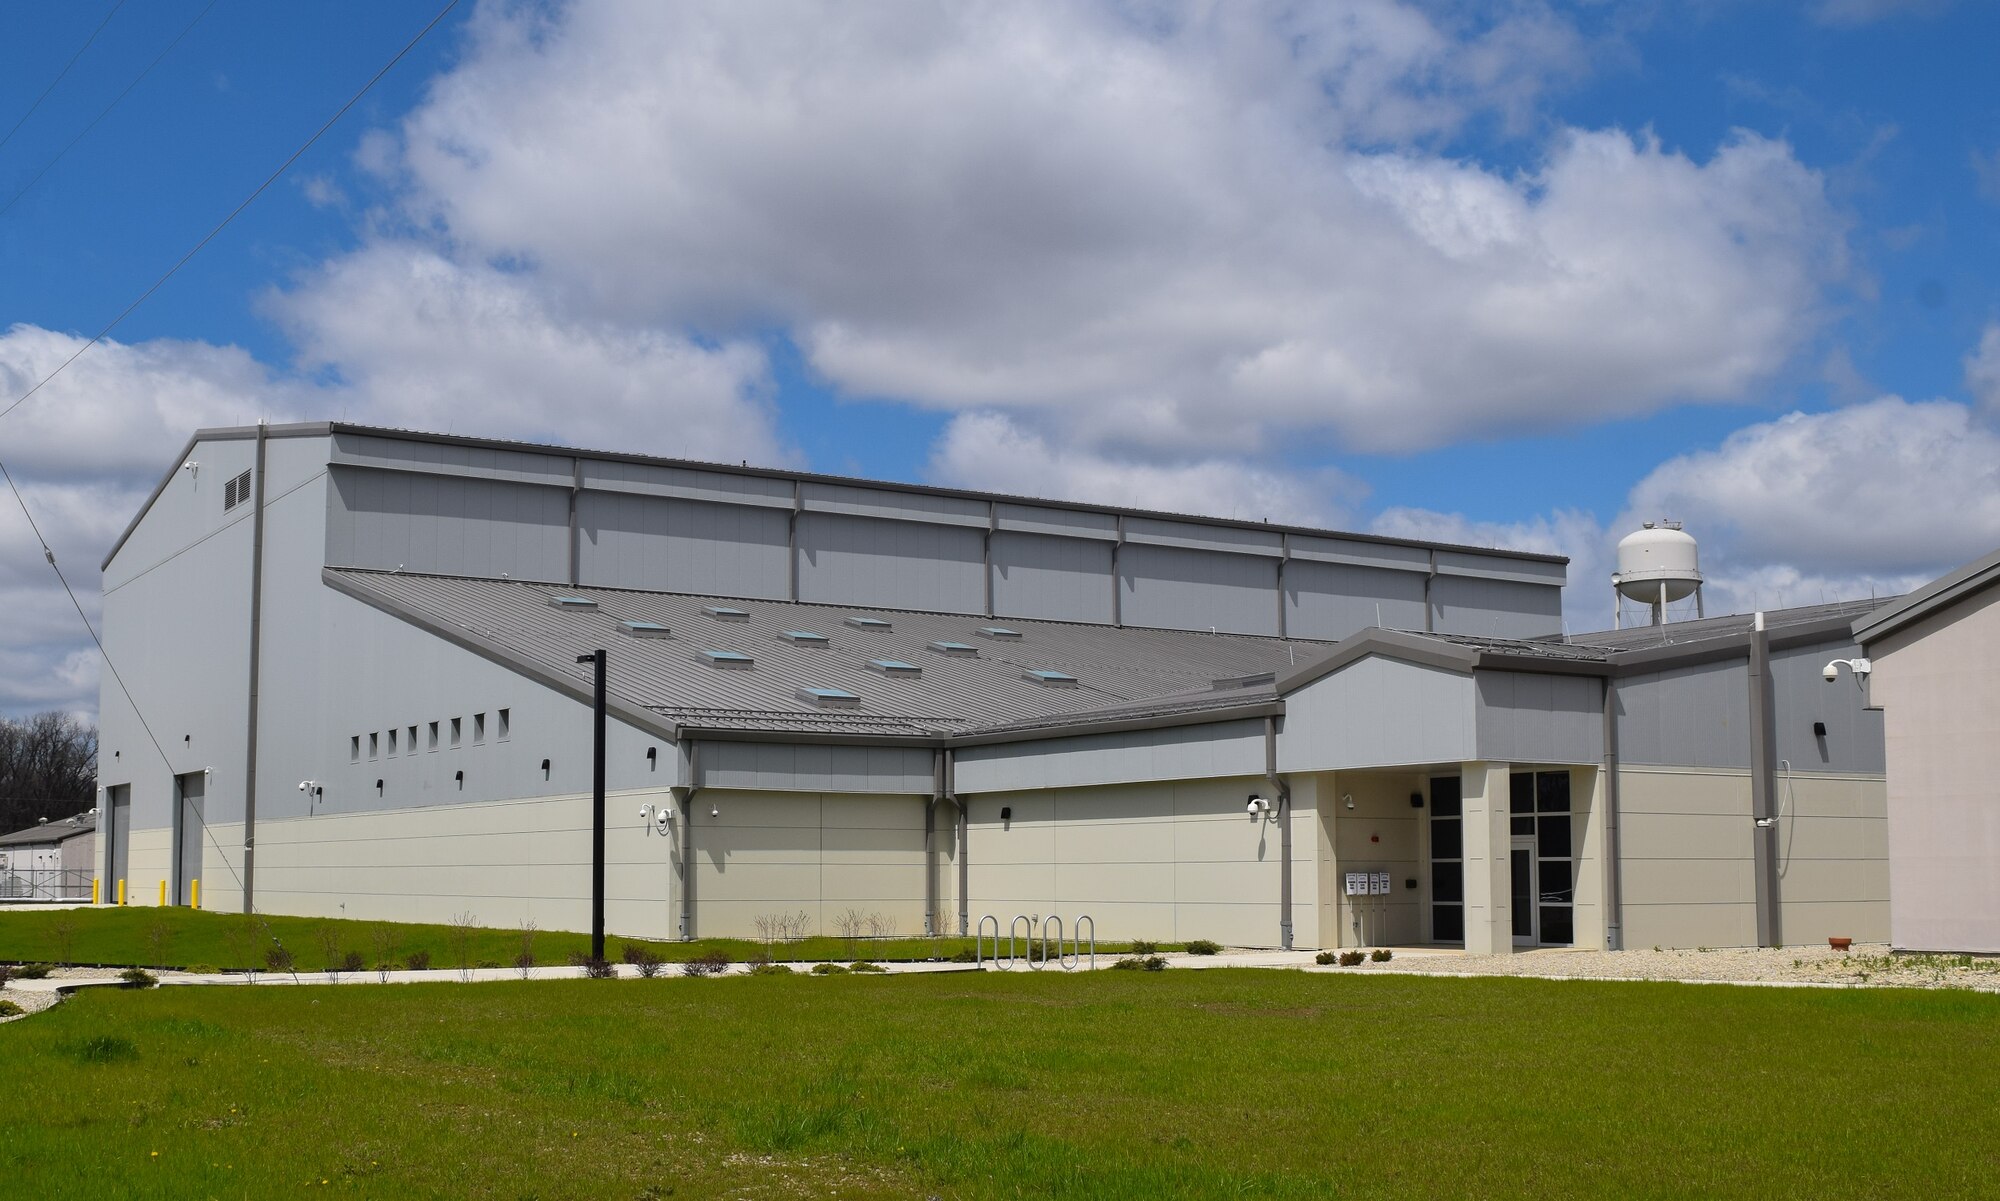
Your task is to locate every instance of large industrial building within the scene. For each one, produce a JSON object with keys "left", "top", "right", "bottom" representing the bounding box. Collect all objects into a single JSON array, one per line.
[{"left": 95, "top": 423, "right": 1889, "bottom": 952}]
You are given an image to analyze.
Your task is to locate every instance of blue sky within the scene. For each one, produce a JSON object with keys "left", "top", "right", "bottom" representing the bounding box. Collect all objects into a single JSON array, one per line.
[{"left": 3, "top": 0, "right": 2000, "bottom": 716}]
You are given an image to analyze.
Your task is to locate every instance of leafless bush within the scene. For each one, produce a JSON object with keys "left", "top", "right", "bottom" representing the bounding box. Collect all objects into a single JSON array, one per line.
[
  {"left": 864, "top": 912, "right": 897, "bottom": 940},
  {"left": 833, "top": 908, "right": 867, "bottom": 959},
  {"left": 372, "top": 924, "right": 395, "bottom": 983},
  {"left": 682, "top": 949, "right": 731, "bottom": 977},
  {"left": 317, "top": 925, "right": 344, "bottom": 983},
  {"left": 515, "top": 919, "right": 539, "bottom": 979},
  {"left": 223, "top": 917, "right": 259, "bottom": 980},
  {"left": 753, "top": 910, "right": 813, "bottom": 945},
  {"left": 47, "top": 914, "right": 79, "bottom": 967},
  {"left": 145, "top": 917, "right": 172, "bottom": 967},
  {"left": 448, "top": 912, "right": 480, "bottom": 982}
]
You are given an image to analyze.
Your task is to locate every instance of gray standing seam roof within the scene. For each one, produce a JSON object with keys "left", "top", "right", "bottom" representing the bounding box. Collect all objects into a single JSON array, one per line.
[{"left": 0, "top": 813, "right": 96, "bottom": 846}]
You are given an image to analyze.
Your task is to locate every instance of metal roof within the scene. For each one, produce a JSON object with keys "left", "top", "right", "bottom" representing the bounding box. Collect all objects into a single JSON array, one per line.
[
  {"left": 1565, "top": 599, "right": 1886, "bottom": 652},
  {"left": 0, "top": 812, "right": 95, "bottom": 847},
  {"left": 330, "top": 568, "right": 1325, "bottom": 738},
  {"left": 1851, "top": 547, "right": 2000, "bottom": 646}
]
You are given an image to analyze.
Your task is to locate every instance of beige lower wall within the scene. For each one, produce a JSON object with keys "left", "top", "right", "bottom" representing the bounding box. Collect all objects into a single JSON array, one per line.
[
  {"left": 964, "top": 774, "right": 1318, "bottom": 948},
  {"left": 1318, "top": 770, "right": 1424, "bottom": 948},
  {"left": 1617, "top": 766, "right": 1886, "bottom": 949},
  {"left": 686, "top": 789, "right": 928, "bottom": 940}
]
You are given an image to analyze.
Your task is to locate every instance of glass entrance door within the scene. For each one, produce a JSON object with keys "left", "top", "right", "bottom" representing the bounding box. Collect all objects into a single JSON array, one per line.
[{"left": 1510, "top": 837, "right": 1537, "bottom": 947}]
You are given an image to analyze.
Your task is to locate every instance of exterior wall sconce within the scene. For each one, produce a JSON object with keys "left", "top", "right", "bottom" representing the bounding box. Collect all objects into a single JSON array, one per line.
[
  {"left": 541, "top": 758, "right": 552, "bottom": 779},
  {"left": 454, "top": 770, "right": 464, "bottom": 790}
]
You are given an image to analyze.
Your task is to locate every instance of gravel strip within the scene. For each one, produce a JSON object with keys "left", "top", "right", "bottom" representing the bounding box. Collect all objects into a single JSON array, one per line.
[{"left": 1301, "top": 944, "right": 2000, "bottom": 991}]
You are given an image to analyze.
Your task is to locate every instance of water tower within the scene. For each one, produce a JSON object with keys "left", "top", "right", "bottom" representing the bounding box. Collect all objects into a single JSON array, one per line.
[{"left": 1612, "top": 521, "right": 1704, "bottom": 629}]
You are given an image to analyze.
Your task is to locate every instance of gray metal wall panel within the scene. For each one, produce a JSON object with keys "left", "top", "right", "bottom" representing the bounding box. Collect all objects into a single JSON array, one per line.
[
  {"left": 1430, "top": 575, "right": 1563, "bottom": 638},
  {"left": 1120, "top": 543, "right": 1281, "bottom": 636},
  {"left": 993, "top": 503, "right": 1117, "bottom": 540},
  {"left": 801, "top": 481, "right": 988, "bottom": 528},
  {"left": 577, "top": 492, "right": 790, "bottom": 599},
  {"left": 332, "top": 432, "right": 575, "bottom": 488},
  {"left": 1771, "top": 639, "right": 1886, "bottom": 774},
  {"left": 1614, "top": 658, "right": 1750, "bottom": 769},
  {"left": 1124, "top": 516, "right": 1284, "bottom": 557},
  {"left": 327, "top": 466, "right": 569, "bottom": 581},
  {"left": 990, "top": 531, "right": 1115, "bottom": 624},
  {"left": 1284, "top": 560, "right": 1427, "bottom": 641},
  {"left": 1287, "top": 535, "right": 1431, "bottom": 572},
  {"left": 698, "top": 741, "right": 932, "bottom": 794},
  {"left": 104, "top": 435, "right": 264, "bottom": 590},
  {"left": 796, "top": 511, "right": 986, "bottom": 614},
  {"left": 955, "top": 719, "right": 1267, "bottom": 793},
  {"left": 1475, "top": 671, "right": 1604, "bottom": 765},
  {"left": 584, "top": 457, "right": 794, "bottom": 508},
  {"left": 1434, "top": 549, "right": 1568, "bottom": 586},
  {"left": 1278, "top": 654, "right": 1477, "bottom": 772}
]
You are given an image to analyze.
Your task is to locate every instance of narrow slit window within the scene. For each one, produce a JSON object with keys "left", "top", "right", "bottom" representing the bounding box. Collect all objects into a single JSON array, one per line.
[
  {"left": 387, "top": 729, "right": 398, "bottom": 756},
  {"left": 408, "top": 725, "right": 418, "bottom": 753},
  {"left": 450, "top": 717, "right": 462, "bottom": 748},
  {"left": 428, "top": 721, "right": 439, "bottom": 751},
  {"left": 497, "top": 709, "right": 510, "bottom": 741},
  {"left": 350, "top": 736, "right": 360, "bottom": 764},
  {"left": 369, "top": 732, "right": 379, "bottom": 760},
  {"left": 474, "top": 713, "right": 486, "bottom": 744}
]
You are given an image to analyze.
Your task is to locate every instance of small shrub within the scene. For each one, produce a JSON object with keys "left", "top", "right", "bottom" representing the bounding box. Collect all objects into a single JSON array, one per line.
[
  {"left": 448, "top": 911, "right": 480, "bottom": 982},
  {"left": 1338, "top": 950, "right": 1365, "bottom": 966},
  {"left": 476, "top": 960, "right": 503, "bottom": 971},
  {"left": 0, "top": 999, "right": 22, "bottom": 1018},
  {"left": 514, "top": 952, "right": 537, "bottom": 976},
  {"left": 631, "top": 949, "right": 664, "bottom": 979},
  {"left": 579, "top": 958, "right": 616, "bottom": 980},
  {"left": 950, "top": 947, "right": 978, "bottom": 963},
  {"left": 183, "top": 963, "right": 219, "bottom": 975},
  {"left": 811, "top": 963, "right": 848, "bottom": 976},
  {"left": 849, "top": 961, "right": 887, "bottom": 974},
  {"left": 371, "top": 925, "right": 395, "bottom": 983},
  {"left": 1143, "top": 955, "right": 1167, "bottom": 971},
  {"left": 1315, "top": 951, "right": 1337, "bottom": 965},
  {"left": 403, "top": 950, "right": 432, "bottom": 972},
  {"left": 1110, "top": 955, "right": 1167, "bottom": 971},
  {"left": 119, "top": 968, "right": 159, "bottom": 989},
  {"left": 1370, "top": 949, "right": 1392, "bottom": 963},
  {"left": 748, "top": 963, "right": 795, "bottom": 976},
  {"left": 683, "top": 950, "right": 731, "bottom": 978},
  {"left": 1184, "top": 939, "right": 1222, "bottom": 956},
  {"left": 516, "top": 920, "right": 539, "bottom": 979},
  {"left": 12, "top": 963, "right": 53, "bottom": 980},
  {"left": 341, "top": 950, "right": 365, "bottom": 973},
  {"left": 48, "top": 915, "right": 79, "bottom": 967},
  {"left": 619, "top": 944, "right": 647, "bottom": 965},
  {"left": 0, "top": 963, "right": 11, "bottom": 989},
  {"left": 264, "top": 945, "right": 294, "bottom": 974},
  {"left": 1128, "top": 939, "right": 1160, "bottom": 955}
]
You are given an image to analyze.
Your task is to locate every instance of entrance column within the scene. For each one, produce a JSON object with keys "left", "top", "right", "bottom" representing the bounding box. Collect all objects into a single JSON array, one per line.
[{"left": 1460, "top": 762, "right": 1513, "bottom": 955}]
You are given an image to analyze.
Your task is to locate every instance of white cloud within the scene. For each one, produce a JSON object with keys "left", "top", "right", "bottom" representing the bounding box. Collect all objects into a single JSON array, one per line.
[
  {"left": 1810, "top": 0, "right": 1955, "bottom": 27},
  {"left": 928, "top": 411, "right": 1361, "bottom": 527},
  {"left": 1966, "top": 322, "right": 2000, "bottom": 415},
  {"left": 361, "top": 1, "right": 1843, "bottom": 457}
]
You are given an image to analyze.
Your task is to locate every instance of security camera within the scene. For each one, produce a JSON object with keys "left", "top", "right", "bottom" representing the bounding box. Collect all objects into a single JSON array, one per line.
[
  {"left": 1246, "top": 797, "right": 1271, "bottom": 816},
  {"left": 637, "top": 804, "right": 651, "bottom": 819},
  {"left": 1822, "top": 664, "right": 1839, "bottom": 683}
]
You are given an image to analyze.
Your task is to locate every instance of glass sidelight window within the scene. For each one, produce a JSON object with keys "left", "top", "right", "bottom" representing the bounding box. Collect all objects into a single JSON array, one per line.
[
  {"left": 1429, "top": 776, "right": 1464, "bottom": 942},
  {"left": 1510, "top": 770, "right": 1574, "bottom": 945}
]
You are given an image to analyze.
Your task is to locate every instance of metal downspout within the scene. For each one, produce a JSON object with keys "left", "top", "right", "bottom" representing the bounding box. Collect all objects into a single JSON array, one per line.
[
  {"left": 678, "top": 741, "right": 700, "bottom": 940},
  {"left": 241, "top": 422, "right": 268, "bottom": 914},
  {"left": 925, "top": 750, "right": 943, "bottom": 937},
  {"left": 1112, "top": 516, "right": 1125, "bottom": 627},
  {"left": 950, "top": 750, "right": 967, "bottom": 937},
  {"left": 568, "top": 456, "right": 582, "bottom": 585},
  {"left": 788, "top": 482, "right": 802, "bottom": 602},
  {"left": 1265, "top": 716, "right": 1293, "bottom": 951},
  {"left": 1748, "top": 613, "right": 1781, "bottom": 947},
  {"left": 1424, "top": 549, "right": 1437, "bottom": 632},
  {"left": 1602, "top": 675, "right": 1624, "bottom": 950}
]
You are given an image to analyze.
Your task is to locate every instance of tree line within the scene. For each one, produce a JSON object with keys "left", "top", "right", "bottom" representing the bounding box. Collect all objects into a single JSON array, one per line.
[{"left": 0, "top": 712, "right": 97, "bottom": 835}]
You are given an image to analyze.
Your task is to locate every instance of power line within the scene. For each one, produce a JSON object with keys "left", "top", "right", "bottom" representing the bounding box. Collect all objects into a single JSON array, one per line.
[
  {"left": 0, "top": 0, "right": 464, "bottom": 902},
  {"left": 0, "top": 0, "right": 222, "bottom": 223},
  {"left": 0, "top": 0, "right": 131, "bottom": 158},
  {"left": 0, "top": 0, "right": 462, "bottom": 428}
]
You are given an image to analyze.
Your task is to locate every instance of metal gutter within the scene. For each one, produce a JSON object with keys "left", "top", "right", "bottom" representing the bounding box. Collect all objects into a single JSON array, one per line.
[
  {"left": 949, "top": 749, "right": 967, "bottom": 937},
  {"left": 1747, "top": 614, "right": 1781, "bottom": 948},
  {"left": 676, "top": 741, "right": 700, "bottom": 940},
  {"left": 1264, "top": 716, "right": 1293, "bottom": 951},
  {"left": 241, "top": 423, "right": 268, "bottom": 914},
  {"left": 925, "top": 749, "right": 944, "bottom": 937},
  {"left": 1851, "top": 547, "right": 2000, "bottom": 645}
]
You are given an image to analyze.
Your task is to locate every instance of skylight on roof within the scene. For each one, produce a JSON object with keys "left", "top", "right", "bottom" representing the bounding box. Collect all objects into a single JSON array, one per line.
[
  {"left": 867, "top": 659, "right": 921, "bottom": 677},
  {"left": 797, "top": 686, "right": 861, "bottom": 709},
  {"left": 618, "top": 621, "right": 671, "bottom": 638},
  {"left": 1023, "top": 669, "right": 1079, "bottom": 687},
  {"left": 700, "top": 649, "right": 754, "bottom": 670},
  {"left": 546, "top": 595, "right": 598, "bottom": 610},
  {"left": 977, "top": 626, "right": 1022, "bottom": 640},
  {"left": 844, "top": 616, "right": 892, "bottom": 630},
  {"left": 703, "top": 605, "right": 750, "bottom": 621},
  {"left": 927, "top": 640, "right": 977, "bottom": 657},
  {"left": 780, "top": 630, "right": 829, "bottom": 645}
]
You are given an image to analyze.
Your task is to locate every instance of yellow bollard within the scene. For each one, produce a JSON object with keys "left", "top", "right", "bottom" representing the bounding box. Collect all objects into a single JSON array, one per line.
[
  {"left": 118, "top": 878, "right": 126, "bottom": 906},
  {"left": 159, "top": 879, "right": 167, "bottom": 907},
  {"left": 191, "top": 879, "right": 200, "bottom": 909},
  {"left": 92, "top": 877, "right": 100, "bottom": 905}
]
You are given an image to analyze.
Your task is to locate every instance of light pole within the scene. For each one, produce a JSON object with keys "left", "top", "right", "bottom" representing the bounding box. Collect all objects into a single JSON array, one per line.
[{"left": 578, "top": 649, "right": 607, "bottom": 962}]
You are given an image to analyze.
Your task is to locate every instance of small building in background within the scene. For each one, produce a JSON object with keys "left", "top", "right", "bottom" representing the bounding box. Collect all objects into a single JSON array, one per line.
[
  {"left": 1853, "top": 548, "right": 2000, "bottom": 955},
  {"left": 0, "top": 812, "right": 96, "bottom": 901}
]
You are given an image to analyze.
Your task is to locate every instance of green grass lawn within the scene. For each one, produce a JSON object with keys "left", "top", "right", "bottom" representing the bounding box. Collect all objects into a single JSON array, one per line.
[
  {"left": 0, "top": 906, "right": 1079, "bottom": 971},
  {"left": 3, "top": 970, "right": 1996, "bottom": 1199}
]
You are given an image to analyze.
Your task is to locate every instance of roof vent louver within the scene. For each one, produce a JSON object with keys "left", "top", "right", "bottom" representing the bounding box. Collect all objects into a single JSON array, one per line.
[
  {"left": 617, "top": 620, "right": 671, "bottom": 639},
  {"left": 703, "top": 605, "right": 750, "bottom": 622},
  {"left": 1023, "top": 669, "right": 1079, "bottom": 687},
  {"left": 700, "top": 649, "right": 754, "bottom": 670},
  {"left": 844, "top": 616, "right": 892, "bottom": 631},
  {"left": 867, "top": 659, "right": 921, "bottom": 678},
  {"left": 797, "top": 686, "right": 861, "bottom": 709},
  {"left": 977, "top": 626, "right": 1022, "bottom": 640},
  {"left": 927, "top": 640, "right": 978, "bottom": 657},
  {"left": 780, "top": 630, "right": 829, "bottom": 646},
  {"left": 547, "top": 595, "right": 599, "bottom": 611}
]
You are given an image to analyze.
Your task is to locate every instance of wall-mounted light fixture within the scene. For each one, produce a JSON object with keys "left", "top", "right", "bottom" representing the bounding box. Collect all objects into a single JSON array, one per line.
[
  {"left": 541, "top": 757, "right": 551, "bottom": 780},
  {"left": 1812, "top": 721, "right": 1828, "bottom": 737},
  {"left": 645, "top": 747, "right": 658, "bottom": 770},
  {"left": 1409, "top": 792, "right": 1425, "bottom": 809},
  {"left": 454, "top": 770, "right": 464, "bottom": 790}
]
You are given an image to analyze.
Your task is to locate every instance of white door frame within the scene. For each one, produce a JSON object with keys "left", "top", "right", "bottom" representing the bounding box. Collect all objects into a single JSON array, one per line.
[{"left": 1510, "top": 835, "right": 1538, "bottom": 948}]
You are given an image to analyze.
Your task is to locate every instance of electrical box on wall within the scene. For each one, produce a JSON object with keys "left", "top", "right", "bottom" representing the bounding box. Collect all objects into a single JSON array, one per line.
[
  {"left": 1371, "top": 871, "right": 1390, "bottom": 896},
  {"left": 1344, "top": 872, "right": 1369, "bottom": 896}
]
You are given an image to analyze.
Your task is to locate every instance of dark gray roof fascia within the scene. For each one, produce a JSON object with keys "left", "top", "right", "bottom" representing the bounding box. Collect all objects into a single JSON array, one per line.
[
  {"left": 948, "top": 699, "right": 1285, "bottom": 749},
  {"left": 312, "top": 421, "right": 1566, "bottom": 566},
  {"left": 1273, "top": 629, "right": 1479, "bottom": 694},
  {"left": 324, "top": 568, "right": 685, "bottom": 745},
  {"left": 1607, "top": 613, "right": 1869, "bottom": 675},
  {"left": 1476, "top": 653, "right": 1613, "bottom": 678},
  {"left": 1851, "top": 547, "right": 2000, "bottom": 647},
  {"left": 101, "top": 422, "right": 336, "bottom": 571}
]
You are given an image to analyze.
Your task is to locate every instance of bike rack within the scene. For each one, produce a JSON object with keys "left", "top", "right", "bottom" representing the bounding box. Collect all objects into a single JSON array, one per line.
[
  {"left": 1069, "top": 915, "right": 1095, "bottom": 971},
  {"left": 976, "top": 913, "right": 1094, "bottom": 971},
  {"left": 1035, "top": 915, "right": 1062, "bottom": 971},
  {"left": 976, "top": 915, "right": 1003, "bottom": 967},
  {"left": 1009, "top": 915, "right": 1035, "bottom": 968}
]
